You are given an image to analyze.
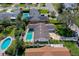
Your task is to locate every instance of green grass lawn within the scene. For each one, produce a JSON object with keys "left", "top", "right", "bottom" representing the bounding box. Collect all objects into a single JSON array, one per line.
[
  {"left": 18, "top": 3, "right": 26, "bottom": 7},
  {"left": 40, "top": 3, "right": 45, "bottom": 7},
  {"left": 0, "top": 9, "right": 7, "bottom": 12},
  {"left": 48, "top": 19, "right": 59, "bottom": 24},
  {"left": 0, "top": 33, "right": 4, "bottom": 41},
  {"left": 53, "top": 3, "right": 61, "bottom": 11},
  {"left": 49, "top": 40, "right": 79, "bottom": 56},
  {"left": 0, "top": 33, "right": 3, "bottom": 37},
  {"left": 0, "top": 3, "right": 13, "bottom": 7},
  {"left": 54, "top": 24, "right": 74, "bottom": 37},
  {"left": 38, "top": 9, "right": 48, "bottom": 14},
  {"left": 74, "top": 17, "right": 79, "bottom": 27},
  {"left": 52, "top": 3, "right": 63, "bottom": 13},
  {"left": 9, "top": 28, "right": 15, "bottom": 36}
]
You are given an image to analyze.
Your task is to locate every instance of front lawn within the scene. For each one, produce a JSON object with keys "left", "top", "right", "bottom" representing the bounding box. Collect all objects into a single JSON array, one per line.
[{"left": 9, "top": 28, "right": 15, "bottom": 36}]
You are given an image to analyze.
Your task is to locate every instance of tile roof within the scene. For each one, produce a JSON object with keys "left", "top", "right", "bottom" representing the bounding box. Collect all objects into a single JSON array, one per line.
[{"left": 25, "top": 46, "right": 70, "bottom": 56}]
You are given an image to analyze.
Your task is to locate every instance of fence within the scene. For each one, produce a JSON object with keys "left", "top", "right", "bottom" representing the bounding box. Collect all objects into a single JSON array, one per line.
[{"left": 30, "top": 44, "right": 64, "bottom": 48}]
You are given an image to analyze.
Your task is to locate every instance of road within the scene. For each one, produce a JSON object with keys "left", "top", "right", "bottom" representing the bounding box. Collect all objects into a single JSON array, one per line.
[{"left": 45, "top": 3, "right": 59, "bottom": 17}]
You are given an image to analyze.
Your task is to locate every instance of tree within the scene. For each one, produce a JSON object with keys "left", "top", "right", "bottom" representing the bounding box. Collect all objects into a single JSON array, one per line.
[
  {"left": 53, "top": 3, "right": 65, "bottom": 13},
  {"left": 58, "top": 10, "right": 75, "bottom": 28}
]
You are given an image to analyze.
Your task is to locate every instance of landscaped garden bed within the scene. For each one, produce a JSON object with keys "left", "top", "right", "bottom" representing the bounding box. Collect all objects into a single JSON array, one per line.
[
  {"left": 48, "top": 19, "right": 60, "bottom": 24},
  {"left": 38, "top": 9, "right": 48, "bottom": 14}
]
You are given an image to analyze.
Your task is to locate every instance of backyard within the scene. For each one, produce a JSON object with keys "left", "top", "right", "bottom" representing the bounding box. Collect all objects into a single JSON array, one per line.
[
  {"left": 48, "top": 19, "right": 75, "bottom": 37},
  {"left": 55, "top": 25, "right": 75, "bottom": 37}
]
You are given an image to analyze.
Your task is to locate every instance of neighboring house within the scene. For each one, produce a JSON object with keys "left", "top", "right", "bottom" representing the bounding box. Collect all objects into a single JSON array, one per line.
[
  {"left": 29, "top": 15, "right": 48, "bottom": 23},
  {"left": 29, "top": 8, "right": 49, "bottom": 23},
  {"left": 0, "top": 12, "right": 19, "bottom": 20},
  {"left": 64, "top": 3, "right": 77, "bottom": 9}
]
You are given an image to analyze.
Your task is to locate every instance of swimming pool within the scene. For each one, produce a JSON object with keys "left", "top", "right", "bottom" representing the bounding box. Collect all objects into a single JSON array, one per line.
[
  {"left": 25, "top": 28, "right": 34, "bottom": 42},
  {"left": 22, "top": 13, "right": 30, "bottom": 20},
  {"left": 0, "top": 36, "right": 12, "bottom": 53},
  {"left": 26, "top": 31, "right": 33, "bottom": 41}
]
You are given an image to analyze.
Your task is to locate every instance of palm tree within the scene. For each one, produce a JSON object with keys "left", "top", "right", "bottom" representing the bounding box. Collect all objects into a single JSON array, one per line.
[
  {"left": 58, "top": 9, "right": 75, "bottom": 28},
  {"left": 14, "top": 28, "right": 25, "bottom": 56}
]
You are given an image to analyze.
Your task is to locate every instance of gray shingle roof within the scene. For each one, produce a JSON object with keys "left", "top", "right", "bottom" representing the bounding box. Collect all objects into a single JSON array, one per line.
[
  {"left": 29, "top": 16, "right": 48, "bottom": 22},
  {"left": 34, "top": 23, "right": 49, "bottom": 42},
  {"left": 27, "top": 23, "right": 50, "bottom": 42},
  {"left": 0, "top": 12, "right": 18, "bottom": 20}
]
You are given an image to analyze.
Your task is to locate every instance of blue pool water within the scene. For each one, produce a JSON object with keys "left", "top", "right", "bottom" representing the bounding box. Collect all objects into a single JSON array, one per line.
[
  {"left": 1, "top": 38, "right": 11, "bottom": 50},
  {"left": 22, "top": 13, "right": 30, "bottom": 20},
  {"left": 26, "top": 31, "right": 33, "bottom": 41}
]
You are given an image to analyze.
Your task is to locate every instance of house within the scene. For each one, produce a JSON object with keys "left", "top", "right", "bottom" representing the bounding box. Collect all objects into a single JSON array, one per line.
[
  {"left": 0, "top": 12, "right": 18, "bottom": 20},
  {"left": 29, "top": 8, "right": 49, "bottom": 23},
  {"left": 27, "top": 23, "right": 55, "bottom": 42},
  {"left": 34, "top": 23, "right": 49, "bottom": 42}
]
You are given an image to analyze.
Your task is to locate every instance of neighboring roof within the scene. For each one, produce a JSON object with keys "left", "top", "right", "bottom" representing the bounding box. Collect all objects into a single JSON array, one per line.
[
  {"left": 0, "top": 12, "right": 18, "bottom": 19},
  {"left": 29, "top": 8, "right": 48, "bottom": 22},
  {"left": 25, "top": 46, "right": 70, "bottom": 56},
  {"left": 46, "top": 24, "right": 55, "bottom": 30},
  {"left": 30, "top": 8, "right": 39, "bottom": 17},
  {"left": 29, "top": 16, "right": 48, "bottom": 22}
]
